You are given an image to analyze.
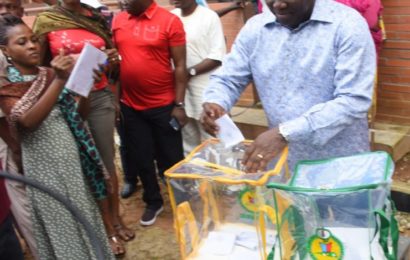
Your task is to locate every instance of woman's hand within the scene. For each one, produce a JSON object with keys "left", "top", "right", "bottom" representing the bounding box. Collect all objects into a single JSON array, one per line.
[
  {"left": 50, "top": 49, "right": 74, "bottom": 80},
  {"left": 92, "top": 64, "right": 105, "bottom": 83},
  {"left": 18, "top": 49, "right": 74, "bottom": 130},
  {"left": 104, "top": 48, "right": 121, "bottom": 69}
]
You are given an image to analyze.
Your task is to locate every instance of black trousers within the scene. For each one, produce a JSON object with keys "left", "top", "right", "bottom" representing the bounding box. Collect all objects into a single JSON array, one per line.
[
  {"left": 120, "top": 103, "right": 183, "bottom": 209},
  {"left": 0, "top": 214, "right": 23, "bottom": 260},
  {"left": 117, "top": 118, "right": 139, "bottom": 185}
]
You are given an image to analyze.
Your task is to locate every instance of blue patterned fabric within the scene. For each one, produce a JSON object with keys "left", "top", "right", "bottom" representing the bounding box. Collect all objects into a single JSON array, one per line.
[
  {"left": 204, "top": 0, "right": 376, "bottom": 170},
  {"left": 58, "top": 89, "right": 107, "bottom": 200}
]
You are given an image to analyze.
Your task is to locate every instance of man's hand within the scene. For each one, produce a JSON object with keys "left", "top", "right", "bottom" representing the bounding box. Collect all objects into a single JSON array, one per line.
[
  {"left": 200, "top": 102, "right": 225, "bottom": 136},
  {"left": 171, "top": 106, "right": 187, "bottom": 127},
  {"left": 242, "top": 127, "right": 287, "bottom": 173}
]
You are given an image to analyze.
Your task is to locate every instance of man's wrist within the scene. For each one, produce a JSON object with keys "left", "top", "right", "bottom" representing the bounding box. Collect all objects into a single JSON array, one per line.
[
  {"left": 278, "top": 124, "right": 289, "bottom": 142},
  {"left": 174, "top": 101, "right": 185, "bottom": 109},
  {"left": 188, "top": 67, "right": 197, "bottom": 77}
]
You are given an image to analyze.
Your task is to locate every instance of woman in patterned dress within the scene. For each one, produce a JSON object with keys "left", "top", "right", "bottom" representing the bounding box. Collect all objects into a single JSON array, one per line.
[
  {"left": 32, "top": 0, "right": 134, "bottom": 255},
  {"left": 0, "top": 14, "right": 114, "bottom": 260}
]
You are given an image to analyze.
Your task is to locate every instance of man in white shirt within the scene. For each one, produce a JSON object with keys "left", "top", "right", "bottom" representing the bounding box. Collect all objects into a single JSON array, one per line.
[{"left": 171, "top": 0, "right": 226, "bottom": 154}]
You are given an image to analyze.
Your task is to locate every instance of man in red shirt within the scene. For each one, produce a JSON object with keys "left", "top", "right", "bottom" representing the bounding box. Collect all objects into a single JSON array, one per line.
[{"left": 113, "top": 0, "right": 187, "bottom": 225}]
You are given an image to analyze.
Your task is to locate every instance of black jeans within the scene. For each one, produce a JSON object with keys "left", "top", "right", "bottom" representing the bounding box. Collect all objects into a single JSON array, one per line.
[
  {"left": 120, "top": 103, "right": 184, "bottom": 209},
  {"left": 116, "top": 119, "right": 139, "bottom": 185},
  {"left": 0, "top": 214, "right": 23, "bottom": 260}
]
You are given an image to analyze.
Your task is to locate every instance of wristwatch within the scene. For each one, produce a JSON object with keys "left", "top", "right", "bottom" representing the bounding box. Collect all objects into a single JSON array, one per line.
[
  {"left": 175, "top": 101, "right": 185, "bottom": 109},
  {"left": 189, "top": 68, "right": 197, "bottom": 76},
  {"left": 278, "top": 123, "right": 289, "bottom": 142}
]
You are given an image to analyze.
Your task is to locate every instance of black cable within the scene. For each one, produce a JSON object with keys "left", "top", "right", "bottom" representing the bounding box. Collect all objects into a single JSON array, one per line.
[{"left": 0, "top": 171, "right": 105, "bottom": 260}]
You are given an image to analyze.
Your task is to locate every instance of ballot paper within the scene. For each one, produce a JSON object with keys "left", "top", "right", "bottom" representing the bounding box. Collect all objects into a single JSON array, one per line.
[
  {"left": 65, "top": 43, "right": 107, "bottom": 97},
  {"left": 215, "top": 114, "right": 245, "bottom": 148},
  {"left": 200, "top": 231, "right": 236, "bottom": 255}
]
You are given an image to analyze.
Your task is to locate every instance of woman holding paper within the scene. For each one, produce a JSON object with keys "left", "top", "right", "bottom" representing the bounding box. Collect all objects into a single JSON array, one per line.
[
  {"left": 0, "top": 14, "right": 114, "bottom": 259},
  {"left": 32, "top": 0, "right": 132, "bottom": 256}
]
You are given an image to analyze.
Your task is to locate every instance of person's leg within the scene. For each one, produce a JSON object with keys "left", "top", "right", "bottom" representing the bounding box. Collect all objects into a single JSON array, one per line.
[
  {"left": 0, "top": 214, "right": 24, "bottom": 260},
  {"left": 121, "top": 104, "right": 163, "bottom": 215},
  {"left": 151, "top": 104, "right": 184, "bottom": 180},
  {"left": 182, "top": 117, "right": 201, "bottom": 156},
  {"left": 119, "top": 105, "right": 142, "bottom": 187},
  {"left": 87, "top": 90, "right": 130, "bottom": 255},
  {"left": 5, "top": 154, "right": 39, "bottom": 259},
  {"left": 116, "top": 118, "right": 139, "bottom": 198}
]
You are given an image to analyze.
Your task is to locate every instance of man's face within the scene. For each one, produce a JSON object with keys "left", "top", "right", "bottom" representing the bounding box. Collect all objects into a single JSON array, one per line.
[
  {"left": 266, "top": 0, "right": 314, "bottom": 29},
  {"left": 0, "top": 0, "right": 23, "bottom": 17},
  {"left": 171, "top": 0, "right": 194, "bottom": 10},
  {"left": 120, "top": 0, "right": 145, "bottom": 16}
]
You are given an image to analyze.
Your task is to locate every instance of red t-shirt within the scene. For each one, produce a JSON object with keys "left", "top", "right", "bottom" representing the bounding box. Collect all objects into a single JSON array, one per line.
[
  {"left": 48, "top": 29, "right": 108, "bottom": 91},
  {"left": 0, "top": 161, "right": 10, "bottom": 224},
  {"left": 112, "top": 3, "right": 185, "bottom": 110}
]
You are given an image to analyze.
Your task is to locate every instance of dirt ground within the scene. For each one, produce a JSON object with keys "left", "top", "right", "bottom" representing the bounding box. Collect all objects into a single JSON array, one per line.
[
  {"left": 117, "top": 180, "right": 181, "bottom": 259},
  {"left": 393, "top": 152, "right": 410, "bottom": 183},
  {"left": 107, "top": 150, "right": 181, "bottom": 260},
  {"left": 392, "top": 152, "right": 410, "bottom": 237}
]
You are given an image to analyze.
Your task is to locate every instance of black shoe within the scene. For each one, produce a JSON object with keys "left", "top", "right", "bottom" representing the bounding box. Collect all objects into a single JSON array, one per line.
[
  {"left": 120, "top": 182, "right": 136, "bottom": 199},
  {"left": 140, "top": 206, "right": 164, "bottom": 226}
]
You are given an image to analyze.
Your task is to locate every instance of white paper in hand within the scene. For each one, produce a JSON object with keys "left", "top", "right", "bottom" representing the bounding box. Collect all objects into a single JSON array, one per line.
[
  {"left": 65, "top": 43, "right": 107, "bottom": 97},
  {"left": 215, "top": 114, "right": 245, "bottom": 148}
]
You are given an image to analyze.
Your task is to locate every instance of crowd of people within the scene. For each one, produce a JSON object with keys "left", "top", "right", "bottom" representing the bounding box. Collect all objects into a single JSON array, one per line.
[{"left": 0, "top": 0, "right": 383, "bottom": 258}]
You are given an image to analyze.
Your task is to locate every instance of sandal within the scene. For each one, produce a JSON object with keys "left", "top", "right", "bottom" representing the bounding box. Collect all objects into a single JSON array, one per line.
[
  {"left": 114, "top": 223, "right": 135, "bottom": 242},
  {"left": 108, "top": 234, "right": 126, "bottom": 258}
]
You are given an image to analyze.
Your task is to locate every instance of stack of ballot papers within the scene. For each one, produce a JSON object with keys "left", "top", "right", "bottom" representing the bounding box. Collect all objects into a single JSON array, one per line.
[
  {"left": 191, "top": 223, "right": 276, "bottom": 260},
  {"left": 65, "top": 43, "right": 107, "bottom": 97}
]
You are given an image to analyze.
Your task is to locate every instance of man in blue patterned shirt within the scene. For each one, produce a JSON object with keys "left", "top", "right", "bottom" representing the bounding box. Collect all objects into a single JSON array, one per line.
[{"left": 201, "top": 0, "right": 376, "bottom": 173}]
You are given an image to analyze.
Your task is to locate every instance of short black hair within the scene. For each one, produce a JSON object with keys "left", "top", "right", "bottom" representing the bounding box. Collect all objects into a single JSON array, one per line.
[{"left": 0, "top": 14, "right": 25, "bottom": 45}]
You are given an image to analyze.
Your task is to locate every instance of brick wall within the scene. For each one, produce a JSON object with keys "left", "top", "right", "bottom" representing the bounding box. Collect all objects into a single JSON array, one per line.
[
  {"left": 377, "top": 0, "right": 410, "bottom": 126},
  {"left": 208, "top": 3, "right": 257, "bottom": 106}
]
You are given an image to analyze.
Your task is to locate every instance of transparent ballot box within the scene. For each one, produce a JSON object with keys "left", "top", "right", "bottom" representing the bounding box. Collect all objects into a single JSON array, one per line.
[
  {"left": 165, "top": 139, "right": 288, "bottom": 260},
  {"left": 267, "top": 152, "right": 398, "bottom": 260}
]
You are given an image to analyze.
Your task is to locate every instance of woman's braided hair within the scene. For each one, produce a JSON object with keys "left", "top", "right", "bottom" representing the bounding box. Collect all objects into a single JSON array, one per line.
[{"left": 0, "top": 13, "right": 25, "bottom": 45}]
